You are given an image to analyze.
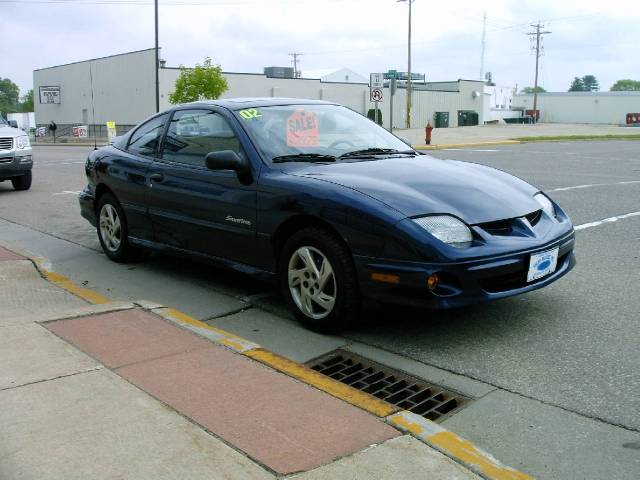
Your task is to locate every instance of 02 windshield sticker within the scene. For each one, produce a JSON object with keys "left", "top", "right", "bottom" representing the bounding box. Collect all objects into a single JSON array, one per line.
[
  {"left": 238, "top": 108, "right": 262, "bottom": 120},
  {"left": 287, "top": 110, "right": 320, "bottom": 147}
]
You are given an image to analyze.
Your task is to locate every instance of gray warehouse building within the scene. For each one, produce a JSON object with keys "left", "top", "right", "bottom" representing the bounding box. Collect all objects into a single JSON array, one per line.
[{"left": 35, "top": 48, "right": 496, "bottom": 135}]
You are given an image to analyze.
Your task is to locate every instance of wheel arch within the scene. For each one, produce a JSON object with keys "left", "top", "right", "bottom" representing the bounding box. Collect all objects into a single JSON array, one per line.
[
  {"left": 94, "top": 183, "right": 116, "bottom": 212},
  {"left": 272, "top": 214, "right": 352, "bottom": 266}
]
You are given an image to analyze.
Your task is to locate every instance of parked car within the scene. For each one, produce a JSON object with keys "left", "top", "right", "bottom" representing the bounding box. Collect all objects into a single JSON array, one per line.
[
  {"left": 0, "top": 116, "right": 33, "bottom": 190},
  {"left": 79, "top": 98, "right": 575, "bottom": 331}
]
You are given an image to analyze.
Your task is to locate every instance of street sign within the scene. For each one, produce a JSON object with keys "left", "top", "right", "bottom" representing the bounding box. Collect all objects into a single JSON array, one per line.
[
  {"left": 370, "top": 73, "right": 384, "bottom": 88},
  {"left": 370, "top": 88, "right": 384, "bottom": 103}
]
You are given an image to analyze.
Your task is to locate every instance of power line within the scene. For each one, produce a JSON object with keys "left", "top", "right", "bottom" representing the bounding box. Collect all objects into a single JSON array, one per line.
[
  {"left": 526, "top": 23, "right": 552, "bottom": 121},
  {"left": 479, "top": 11, "right": 487, "bottom": 81}
]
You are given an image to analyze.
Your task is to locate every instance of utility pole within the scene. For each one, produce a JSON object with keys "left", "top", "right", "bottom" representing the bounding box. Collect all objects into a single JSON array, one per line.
[
  {"left": 289, "top": 53, "right": 303, "bottom": 78},
  {"left": 526, "top": 23, "right": 551, "bottom": 123},
  {"left": 398, "top": 0, "right": 413, "bottom": 128},
  {"left": 154, "top": 0, "right": 160, "bottom": 113},
  {"left": 479, "top": 11, "right": 486, "bottom": 80}
]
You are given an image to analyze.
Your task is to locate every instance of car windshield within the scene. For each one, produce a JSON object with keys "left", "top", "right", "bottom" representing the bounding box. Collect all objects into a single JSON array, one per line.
[
  {"left": 235, "top": 104, "right": 414, "bottom": 163},
  {"left": 0, "top": 117, "right": 7, "bottom": 126}
]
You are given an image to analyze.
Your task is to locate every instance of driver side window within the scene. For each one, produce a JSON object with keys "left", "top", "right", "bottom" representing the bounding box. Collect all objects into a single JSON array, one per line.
[{"left": 162, "top": 109, "right": 242, "bottom": 167}]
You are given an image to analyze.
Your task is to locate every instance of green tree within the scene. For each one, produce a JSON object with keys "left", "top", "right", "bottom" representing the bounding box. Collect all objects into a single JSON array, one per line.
[
  {"left": 18, "top": 89, "right": 34, "bottom": 112},
  {"left": 568, "top": 77, "right": 586, "bottom": 92},
  {"left": 520, "top": 86, "right": 546, "bottom": 94},
  {"left": 169, "top": 57, "right": 228, "bottom": 104},
  {"left": 610, "top": 79, "right": 640, "bottom": 91},
  {"left": 582, "top": 75, "right": 599, "bottom": 92},
  {"left": 0, "top": 78, "right": 20, "bottom": 113}
]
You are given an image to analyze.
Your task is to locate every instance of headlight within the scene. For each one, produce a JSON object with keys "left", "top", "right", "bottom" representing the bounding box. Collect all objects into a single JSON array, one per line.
[
  {"left": 413, "top": 215, "right": 473, "bottom": 248},
  {"left": 16, "top": 135, "right": 31, "bottom": 149},
  {"left": 534, "top": 193, "right": 555, "bottom": 218}
]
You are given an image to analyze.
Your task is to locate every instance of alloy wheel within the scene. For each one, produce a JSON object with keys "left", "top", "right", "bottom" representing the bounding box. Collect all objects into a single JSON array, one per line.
[
  {"left": 288, "top": 246, "right": 337, "bottom": 319},
  {"left": 99, "top": 204, "right": 122, "bottom": 252}
]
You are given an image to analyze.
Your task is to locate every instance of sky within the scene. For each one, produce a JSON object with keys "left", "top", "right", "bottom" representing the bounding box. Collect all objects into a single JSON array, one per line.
[{"left": 1, "top": 0, "right": 639, "bottom": 98}]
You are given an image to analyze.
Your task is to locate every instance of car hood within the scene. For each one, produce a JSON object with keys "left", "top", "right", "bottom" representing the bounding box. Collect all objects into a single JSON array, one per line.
[
  {"left": 288, "top": 155, "right": 540, "bottom": 224},
  {"left": 0, "top": 126, "right": 21, "bottom": 137}
]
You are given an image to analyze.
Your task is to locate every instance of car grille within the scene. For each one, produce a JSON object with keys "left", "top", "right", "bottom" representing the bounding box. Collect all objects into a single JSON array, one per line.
[
  {"left": 476, "top": 209, "right": 542, "bottom": 236},
  {"left": 0, "top": 138, "right": 13, "bottom": 150}
]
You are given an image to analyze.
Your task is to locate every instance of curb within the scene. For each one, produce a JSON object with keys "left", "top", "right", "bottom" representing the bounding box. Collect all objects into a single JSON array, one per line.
[
  {"left": 414, "top": 140, "right": 521, "bottom": 150},
  {"left": 3, "top": 243, "right": 533, "bottom": 480}
]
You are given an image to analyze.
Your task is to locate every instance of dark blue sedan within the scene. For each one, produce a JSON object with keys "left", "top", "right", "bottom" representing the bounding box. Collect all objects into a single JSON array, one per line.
[{"left": 79, "top": 98, "right": 575, "bottom": 332}]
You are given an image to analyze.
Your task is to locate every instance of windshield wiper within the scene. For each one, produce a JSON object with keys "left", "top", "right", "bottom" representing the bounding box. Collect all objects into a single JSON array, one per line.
[
  {"left": 272, "top": 153, "right": 337, "bottom": 163},
  {"left": 339, "top": 148, "right": 415, "bottom": 158}
]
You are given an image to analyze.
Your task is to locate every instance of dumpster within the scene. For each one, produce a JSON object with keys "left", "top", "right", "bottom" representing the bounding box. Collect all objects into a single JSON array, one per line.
[{"left": 434, "top": 112, "right": 449, "bottom": 128}]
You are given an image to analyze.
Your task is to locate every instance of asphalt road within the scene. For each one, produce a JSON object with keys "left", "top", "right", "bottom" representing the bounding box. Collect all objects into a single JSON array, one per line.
[{"left": 1, "top": 142, "right": 639, "bottom": 479}]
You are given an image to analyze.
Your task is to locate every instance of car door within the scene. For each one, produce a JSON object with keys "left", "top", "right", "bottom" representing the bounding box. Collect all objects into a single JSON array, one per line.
[
  {"left": 146, "top": 107, "right": 258, "bottom": 264},
  {"left": 100, "top": 112, "right": 169, "bottom": 241}
]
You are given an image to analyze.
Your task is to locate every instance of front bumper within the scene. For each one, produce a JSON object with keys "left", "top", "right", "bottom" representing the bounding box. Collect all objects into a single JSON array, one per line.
[
  {"left": 0, "top": 151, "right": 32, "bottom": 180},
  {"left": 79, "top": 187, "right": 97, "bottom": 226},
  {"left": 355, "top": 231, "right": 576, "bottom": 309}
]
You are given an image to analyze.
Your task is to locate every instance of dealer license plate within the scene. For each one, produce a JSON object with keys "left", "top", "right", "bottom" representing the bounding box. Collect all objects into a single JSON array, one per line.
[{"left": 527, "top": 247, "right": 559, "bottom": 282}]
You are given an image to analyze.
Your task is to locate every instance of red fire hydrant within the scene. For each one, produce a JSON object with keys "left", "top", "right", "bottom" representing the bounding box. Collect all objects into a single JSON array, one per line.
[{"left": 425, "top": 122, "right": 434, "bottom": 145}]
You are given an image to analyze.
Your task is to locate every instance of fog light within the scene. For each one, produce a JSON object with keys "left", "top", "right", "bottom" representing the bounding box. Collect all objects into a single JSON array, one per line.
[{"left": 427, "top": 274, "right": 439, "bottom": 291}]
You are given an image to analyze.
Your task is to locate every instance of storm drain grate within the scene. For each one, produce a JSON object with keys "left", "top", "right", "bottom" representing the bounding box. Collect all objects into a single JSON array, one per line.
[{"left": 307, "top": 349, "right": 471, "bottom": 422}]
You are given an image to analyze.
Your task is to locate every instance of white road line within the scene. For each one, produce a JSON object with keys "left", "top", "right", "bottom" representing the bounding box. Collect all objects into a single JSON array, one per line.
[
  {"left": 575, "top": 211, "right": 640, "bottom": 231},
  {"left": 551, "top": 180, "right": 640, "bottom": 192},
  {"left": 441, "top": 148, "right": 501, "bottom": 152},
  {"left": 53, "top": 191, "right": 82, "bottom": 196}
]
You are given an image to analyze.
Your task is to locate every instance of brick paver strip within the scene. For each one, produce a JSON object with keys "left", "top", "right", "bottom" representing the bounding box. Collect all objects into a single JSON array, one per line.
[
  {"left": 46, "top": 309, "right": 212, "bottom": 368},
  {"left": 47, "top": 308, "right": 398, "bottom": 475},
  {"left": 117, "top": 347, "right": 399, "bottom": 474},
  {"left": 0, "top": 246, "right": 25, "bottom": 261}
]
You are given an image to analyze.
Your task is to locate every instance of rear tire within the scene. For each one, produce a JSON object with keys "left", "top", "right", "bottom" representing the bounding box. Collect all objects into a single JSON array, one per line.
[
  {"left": 96, "top": 193, "right": 142, "bottom": 262},
  {"left": 11, "top": 171, "right": 32, "bottom": 191},
  {"left": 279, "top": 227, "right": 360, "bottom": 333}
]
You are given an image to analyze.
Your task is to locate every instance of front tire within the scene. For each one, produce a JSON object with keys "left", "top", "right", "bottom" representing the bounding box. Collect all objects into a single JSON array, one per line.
[
  {"left": 279, "top": 227, "right": 360, "bottom": 333},
  {"left": 97, "top": 193, "right": 141, "bottom": 262},
  {"left": 11, "top": 171, "right": 32, "bottom": 191}
]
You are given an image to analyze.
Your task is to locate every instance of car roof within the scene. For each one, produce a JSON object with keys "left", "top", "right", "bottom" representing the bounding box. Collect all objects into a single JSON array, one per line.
[{"left": 182, "top": 97, "right": 338, "bottom": 111}]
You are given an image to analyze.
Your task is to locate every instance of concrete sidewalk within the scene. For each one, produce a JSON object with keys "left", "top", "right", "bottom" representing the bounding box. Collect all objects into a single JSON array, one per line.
[
  {"left": 0, "top": 244, "right": 530, "bottom": 479},
  {"left": 397, "top": 122, "right": 640, "bottom": 147}
]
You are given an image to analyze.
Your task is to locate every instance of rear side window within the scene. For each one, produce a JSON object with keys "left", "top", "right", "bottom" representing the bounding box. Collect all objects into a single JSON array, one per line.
[
  {"left": 162, "top": 109, "right": 242, "bottom": 167},
  {"left": 127, "top": 113, "right": 168, "bottom": 157}
]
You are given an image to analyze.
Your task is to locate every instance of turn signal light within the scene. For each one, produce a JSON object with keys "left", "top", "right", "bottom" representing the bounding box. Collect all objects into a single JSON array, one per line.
[{"left": 427, "top": 274, "right": 439, "bottom": 291}]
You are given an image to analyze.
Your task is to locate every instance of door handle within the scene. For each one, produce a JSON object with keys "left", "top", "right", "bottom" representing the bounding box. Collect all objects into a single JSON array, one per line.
[{"left": 149, "top": 173, "right": 164, "bottom": 182}]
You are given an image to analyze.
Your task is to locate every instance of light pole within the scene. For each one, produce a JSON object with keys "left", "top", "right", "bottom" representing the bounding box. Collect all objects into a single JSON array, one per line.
[
  {"left": 398, "top": 0, "right": 413, "bottom": 128},
  {"left": 154, "top": 0, "right": 160, "bottom": 113}
]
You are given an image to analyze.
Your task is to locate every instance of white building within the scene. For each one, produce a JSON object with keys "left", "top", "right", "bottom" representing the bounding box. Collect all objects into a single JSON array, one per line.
[
  {"left": 34, "top": 48, "right": 493, "bottom": 133},
  {"left": 513, "top": 91, "right": 640, "bottom": 124},
  {"left": 301, "top": 68, "right": 368, "bottom": 84}
]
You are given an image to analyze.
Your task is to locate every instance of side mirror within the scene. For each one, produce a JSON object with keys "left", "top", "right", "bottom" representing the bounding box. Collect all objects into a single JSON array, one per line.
[
  {"left": 205, "top": 150, "right": 251, "bottom": 176},
  {"left": 8, "top": 120, "right": 18, "bottom": 129}
]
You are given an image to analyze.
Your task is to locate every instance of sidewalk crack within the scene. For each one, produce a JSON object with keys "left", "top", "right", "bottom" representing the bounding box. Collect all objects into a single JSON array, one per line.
[{"left": 0, "top": 365, "right": 104, "bottom": 392}]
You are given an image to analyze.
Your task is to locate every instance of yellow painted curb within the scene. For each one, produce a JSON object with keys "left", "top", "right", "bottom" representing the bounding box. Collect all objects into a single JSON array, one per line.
[
  {"left": 38, "top": 264, "right": 111, "bottom": 305},
  {"left": 153, "top": 307, "right": 260, "bottom": 353},
  {"left": 246, "top": 348, "right": 398, "bottom": 418},
  {"left": 414, "top": 140, "right": 521, "bottom": 150},
  {"left": 388, "top": 411, "right": 533, "bottom": 480}
]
